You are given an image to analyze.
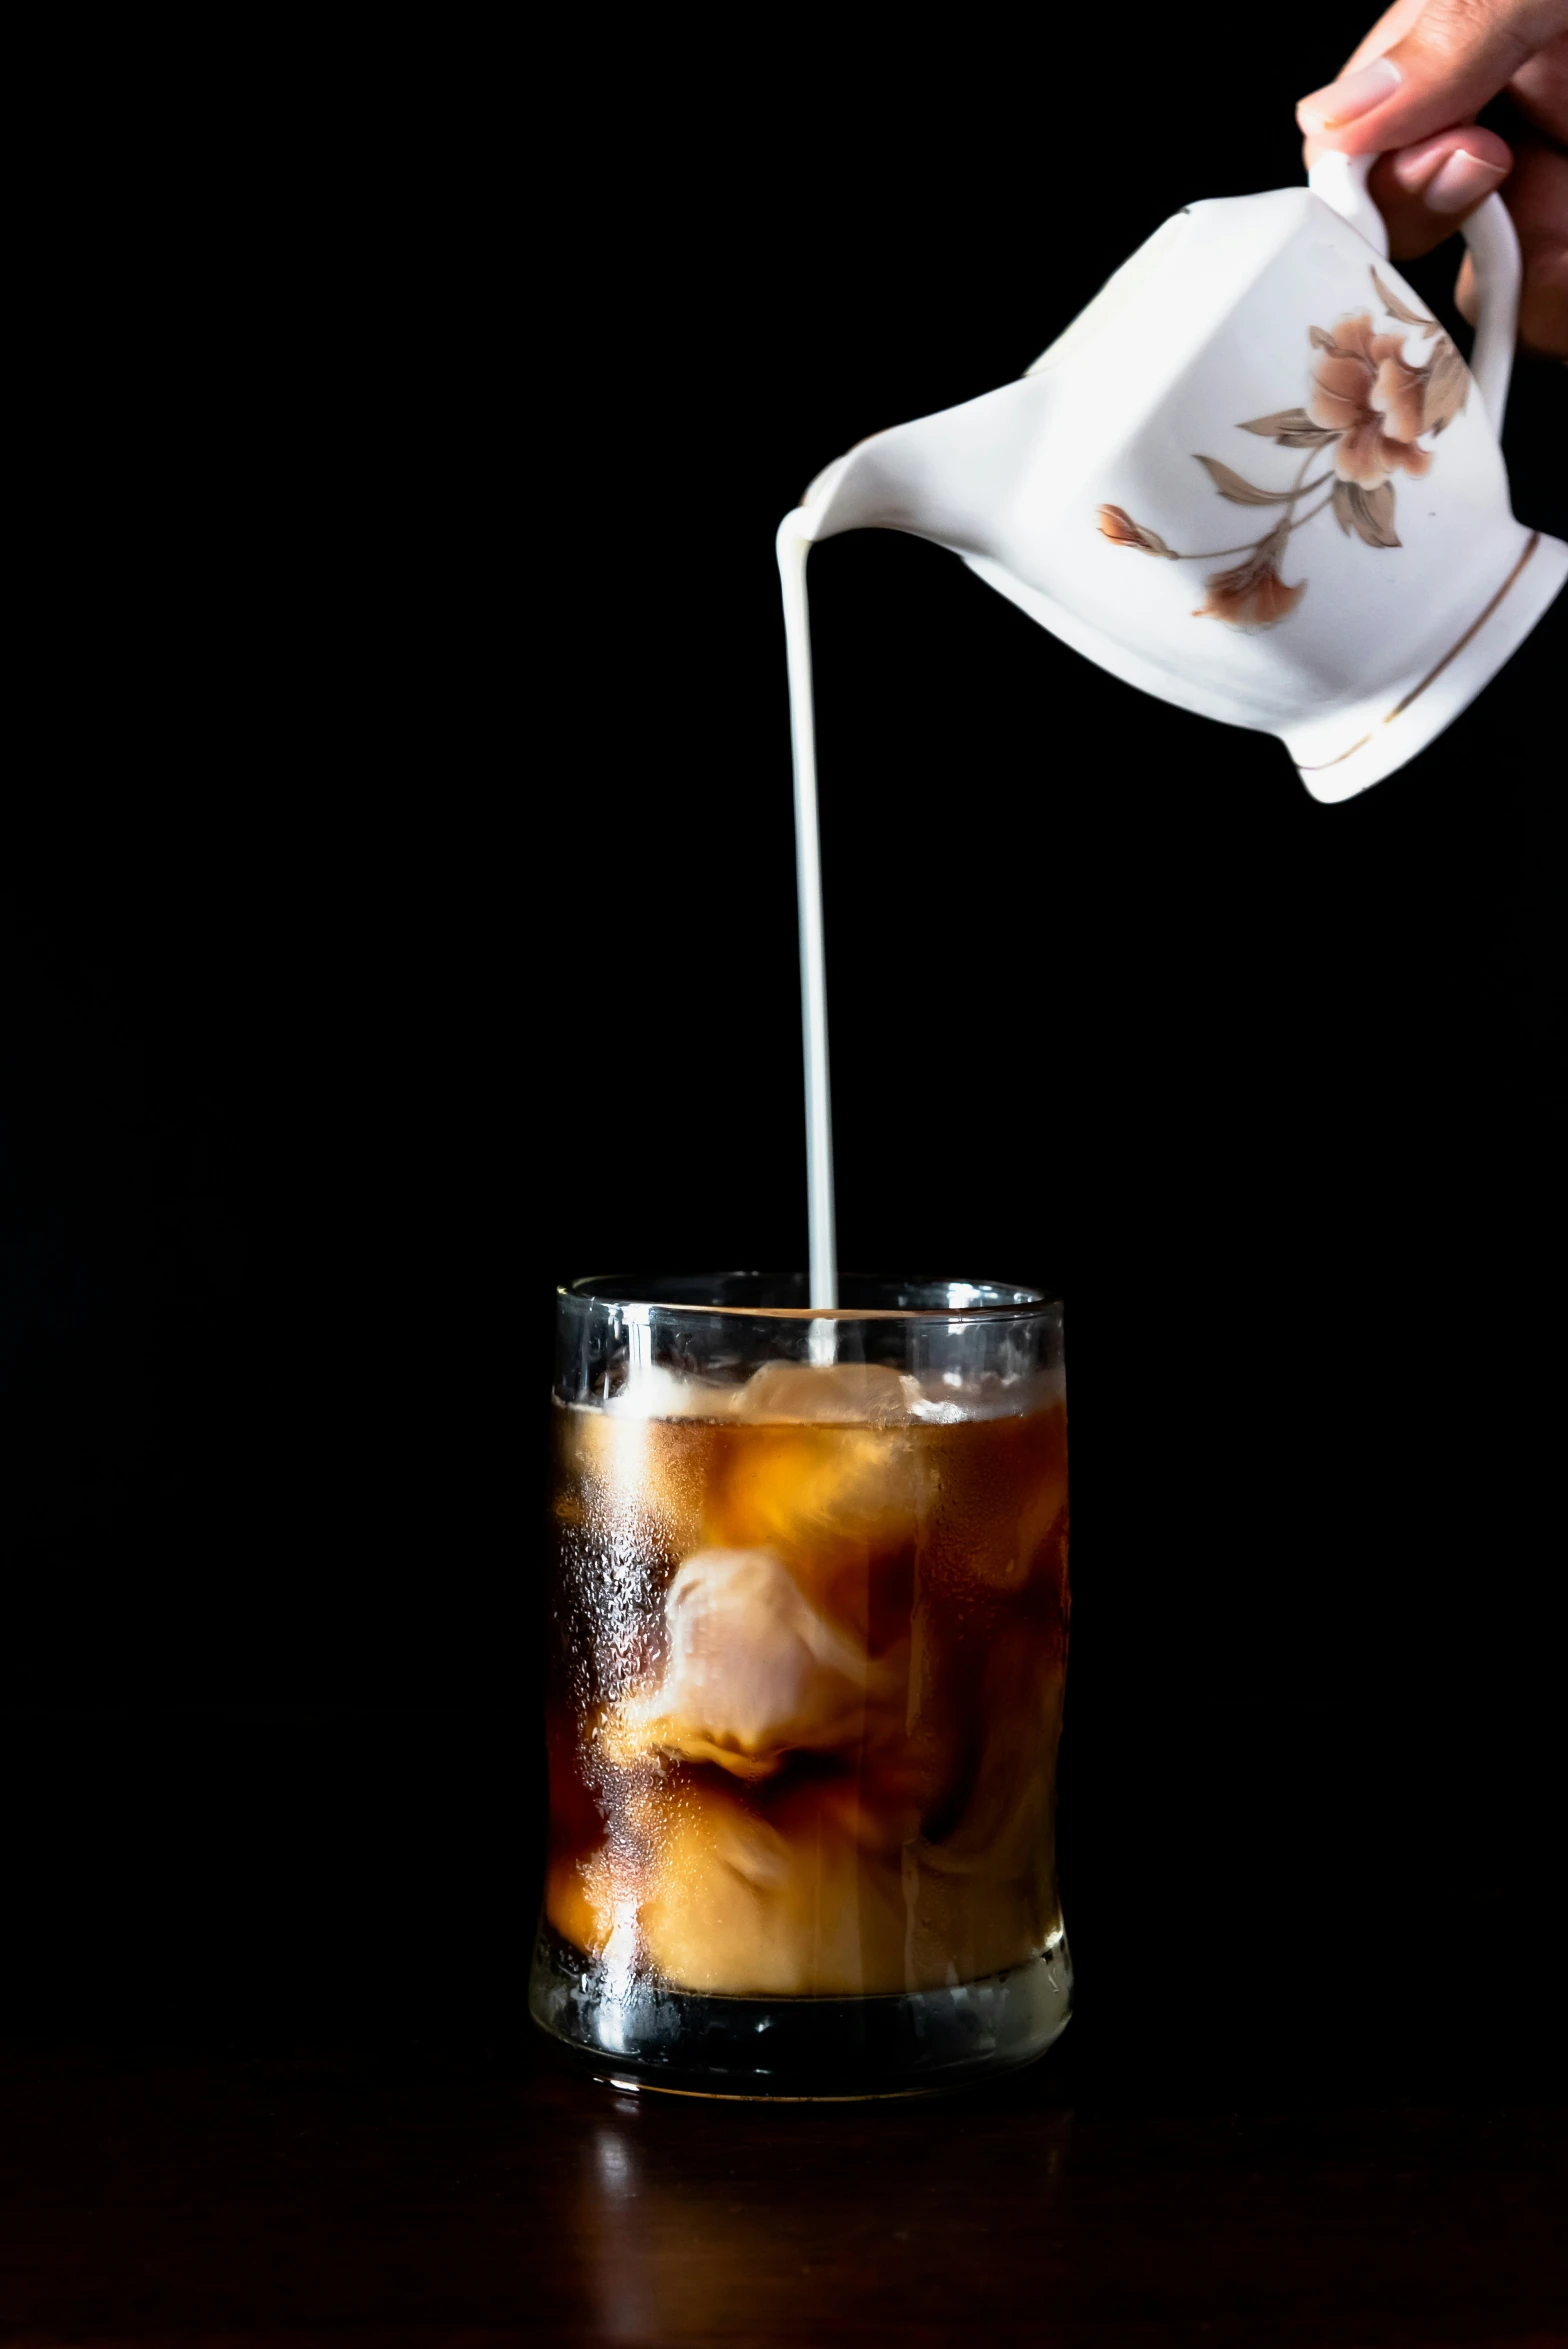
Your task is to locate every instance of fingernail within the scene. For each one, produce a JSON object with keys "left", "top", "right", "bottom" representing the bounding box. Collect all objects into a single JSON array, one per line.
[
  {"left": 1296, "top": 55, "right": 1401, "bottom": 132},
  {"left": 1390, "top": 141, "right": 1452, "bottom": 195},
  {"left": 1424, "top": 148, "right": 1507, "bottom": 213}
]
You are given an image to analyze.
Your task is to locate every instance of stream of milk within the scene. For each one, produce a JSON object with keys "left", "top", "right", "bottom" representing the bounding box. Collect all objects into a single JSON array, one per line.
[{"left": 776, "top": 510, "right": 837, "bottom": 1330}]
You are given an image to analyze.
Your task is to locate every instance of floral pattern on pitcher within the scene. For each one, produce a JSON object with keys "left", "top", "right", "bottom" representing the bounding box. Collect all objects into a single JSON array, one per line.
[{"left": 1096, "top": 268, "right": 1471, "bottom": 630}]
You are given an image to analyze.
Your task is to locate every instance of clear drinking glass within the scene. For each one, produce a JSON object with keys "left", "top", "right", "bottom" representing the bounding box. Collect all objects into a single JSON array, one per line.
[{"left": 529, "top": 1274, "right": 1072, "bottom": 2097}]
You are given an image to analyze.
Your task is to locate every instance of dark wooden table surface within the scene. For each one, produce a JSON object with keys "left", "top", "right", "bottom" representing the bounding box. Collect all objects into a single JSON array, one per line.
[{"left": 3, "top": 2018, "right": 1564, "bottom": 2348}]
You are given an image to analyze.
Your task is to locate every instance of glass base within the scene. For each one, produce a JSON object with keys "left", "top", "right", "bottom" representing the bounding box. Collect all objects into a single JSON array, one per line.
[{"left": 527, "top": 1920, "right": 1073, "bottom": 2099}]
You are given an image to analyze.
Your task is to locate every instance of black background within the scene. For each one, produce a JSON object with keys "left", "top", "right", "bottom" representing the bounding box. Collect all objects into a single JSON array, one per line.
[{"left": 3, "top": 19, "right": 1563, "bottom": 2101}]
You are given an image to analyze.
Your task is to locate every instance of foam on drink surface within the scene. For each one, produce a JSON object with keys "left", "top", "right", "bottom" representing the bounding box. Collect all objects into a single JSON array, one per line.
[{"left": 545, "top": 1361, "right": 1069, "bottom": 2000}]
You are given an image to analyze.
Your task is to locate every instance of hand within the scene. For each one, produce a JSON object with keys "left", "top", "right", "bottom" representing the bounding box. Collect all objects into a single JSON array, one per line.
[{"left": 1297, "top": 0, "right": 1568, "bottom": 357}]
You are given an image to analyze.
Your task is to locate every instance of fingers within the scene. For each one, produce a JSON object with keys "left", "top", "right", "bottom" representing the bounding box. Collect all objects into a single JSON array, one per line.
[
  {"left": 1332, "top": 0, "right": 1433, "bottom": 80},
  {"left": 1297, "top": 0, "right": 1568, "bottom": 155},
  {"left": 1368, "top": 124, "right": 1515, "bottom": 254},
  {"left": 1473, "top": 135, "right": 1568, "bottom": 351},
  {"left": 1296, "top": 0, "right": 1568, "bottom": 355},
  {"left": 1506, "top": 33, "right": 1568, "bottom": 140}
]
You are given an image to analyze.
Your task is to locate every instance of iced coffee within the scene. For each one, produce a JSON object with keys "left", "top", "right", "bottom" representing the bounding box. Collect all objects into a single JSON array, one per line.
[{"left": 530, "top": 1276, "right": 1072, "bottom": 2096}]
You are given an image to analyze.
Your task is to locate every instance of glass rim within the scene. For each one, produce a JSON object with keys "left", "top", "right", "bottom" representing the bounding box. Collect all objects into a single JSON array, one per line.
[{"left": 558, "top": 1271, "right": 1063, "bottom": 1323}]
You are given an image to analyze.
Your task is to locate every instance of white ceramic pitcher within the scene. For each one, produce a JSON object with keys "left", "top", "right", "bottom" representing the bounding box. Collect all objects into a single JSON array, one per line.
[{"left": 796, "top": 154, "right": 1565, "bottom": 801}]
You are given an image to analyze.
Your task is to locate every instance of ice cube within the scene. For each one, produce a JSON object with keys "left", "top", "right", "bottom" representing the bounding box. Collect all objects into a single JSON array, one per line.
[
  {"left": 734, "top": 1360, "right": 917, "bottom": 1426},
  {"left": 556, "top": 1401, "right": 710, "bottom": 1565},
  {"left": 638, "top": 1776, "right": 910, "bottom": 1997},
  {"left": 604, "top": 1547, "right": 894, "bottom": 1781},
  {"left": 599, "top": 1365, "right": 740, "bottom": 1421},
  {"left": 544, "top": 1760, "right": 671, "bottom": 1963},
  {"left": 906, "top": 1365, "right": 1067, "bottom": 1424},
  {"left": 701, "top": 1405, "right": 925, "bottom": 1635}
]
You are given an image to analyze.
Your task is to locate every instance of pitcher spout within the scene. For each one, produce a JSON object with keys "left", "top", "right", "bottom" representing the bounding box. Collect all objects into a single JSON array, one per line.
[{"left": 798, "top": 374, "right": 1058, "bottom": 560}]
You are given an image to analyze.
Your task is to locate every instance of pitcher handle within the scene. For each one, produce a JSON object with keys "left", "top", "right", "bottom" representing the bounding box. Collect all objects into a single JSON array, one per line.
[{"left": 1308, "top": 149, "right": 1518, "bottom": 433}]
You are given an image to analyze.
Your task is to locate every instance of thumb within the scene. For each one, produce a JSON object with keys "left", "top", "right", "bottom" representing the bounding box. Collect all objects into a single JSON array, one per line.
[{"left": 1297, "top": 0, "right": 1563, "bottom": 153}]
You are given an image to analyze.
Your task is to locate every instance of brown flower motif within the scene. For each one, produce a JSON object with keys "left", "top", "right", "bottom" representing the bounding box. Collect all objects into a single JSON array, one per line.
[
  {"left": 1193, "top": 525, "right": 1306, "bottom": 630},
  {"left": 1096, "top": 504, "right": 1175, "bottom": 556},
  {"left": 1308, "top": 314, "right": 1432, "bottom": 488},
  {"left": 1096, "top": 266, "right": 1466, "bottom": 635}
]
